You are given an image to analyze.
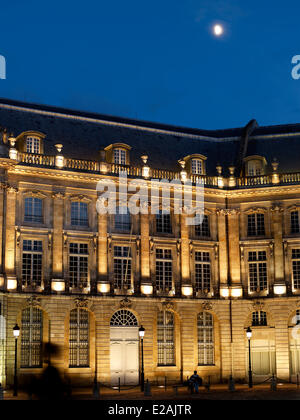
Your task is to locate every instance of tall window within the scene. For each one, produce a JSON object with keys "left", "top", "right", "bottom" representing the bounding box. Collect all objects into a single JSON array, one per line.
[
  {"left": 195, "top": 252, "right": 211, "bottom": 293},
  {"left": 114, "top": 148, "right": 126, "bottom": 165},
  {"left": 26, "top": 137, "right": 40, "bottom": 154},
  {"left": 156, "top": 249, "right": 172, "bottom": 292},
  {"left": 157, "top": 311, "right": 175, "bottom": 366},
  {"left": 248, "top": 251, "right": 268, "bottom": 292},
  {"left": 247, "top": 213, "right": 265, "bottom": 236},
  {"left": 195, "top": 215, "right": 210, "bottom": 238},
  {"left": 291, "top": 211, "right": 300, "bottom": 234},
  {"left": 247, "top": 160, "right": 263, "bottom": 176},
  {"left": 21, "top": 307, "right": 43, "bottom": 368},
  {"left": 198, "top": 312, "right": 214, "bottom": 365},
  {"left": 113, "top": 246, "right": 131, "bottom": 289},
  {"left": 24, "top": 197, "right": 43, "bottom": 223},
  {"left": 292, "top": 249, "right": 300, "bottom": 290},
  {"left": 156, "top": 211, "right": 172, "bottom": 234},
  {"left": 71, "top": 202, "right": 88, "bottom": 226},
  {"left": 69, "top": 308, "right": 89, "bottom": 367},
  {"left": 191, "top": 159, "right": 203, "bottom": 175},
  {"left": 22, "top": 240, "right": 43, "bottom": 288},
  {"left": 69, "top": 243, "right": 88, "bottom": 289},
  {"left": 252, "top": 311, "right": 267, "bottom": 326},
  {"left": 115, "top": 206, "right": 131, "bottom": 231}
]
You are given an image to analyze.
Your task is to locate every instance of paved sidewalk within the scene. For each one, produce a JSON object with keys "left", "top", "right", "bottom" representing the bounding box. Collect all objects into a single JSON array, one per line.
[{"left": 3, "top": 383, "right": 300, "bottom": 400}]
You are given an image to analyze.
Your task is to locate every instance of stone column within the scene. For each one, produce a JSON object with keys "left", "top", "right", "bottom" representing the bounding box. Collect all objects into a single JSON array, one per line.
[
  {"left": 180, "top": 212, "right": 190, "bottom": 283},
  {"left": 217, "top": 210, "right": 228, "bottom": 285},
  {"left": 0, "top": 184, "right": 5, "bottom": 287},
  {"left": 227, "top": 209, "right": 241, "bottom": 284},
  {"left": 52, "top": 192, "right": 64, "bottom": 281},
  {"left": 140, "top": 212, "right": 150, "bottom": 281},
  {"left": 271, "top": 205, "right": 284, "bottom": 283},
  {"left": 5, "top": 186, "right": 18, "bottom": 289},
  {"left": 98, "top": 213, "right": 108, "bottom": 282}
]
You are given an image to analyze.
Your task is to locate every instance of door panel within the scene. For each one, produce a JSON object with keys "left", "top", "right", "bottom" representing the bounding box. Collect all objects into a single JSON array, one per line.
[{"left": 110, "top": 327, "right": 139, "bottom": 385}]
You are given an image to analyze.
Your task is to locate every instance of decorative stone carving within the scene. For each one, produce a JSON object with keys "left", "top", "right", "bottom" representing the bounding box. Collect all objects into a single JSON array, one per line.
[
  {"left": 270, "top": 203, "right": 284, "bottom": 213},
  {"left": 283, "top": 241, "right": 288, "bottom": 257},
  {"left": 15, "top": 227, "right": 21, "bottom": 247},
  {"left": 189, "top": 241, "right": 193, "bottom": 258},
  {"left": 214, "top": 243, "right": 219, "bottom": 260},
  {"left": 244, "top": 207, "right": 267, "bottom": 215},
  {"left": 70, "top": 194, "right": 91, "bottom": 202},
  {"left": 136, "top": 238, "right": 140, "bottom": 255},
  {"left": 216, "top": 208, "right": 240, "bottom": 216},
  {"left": 6, "top": 185, "right": 18, "bottom": 194},
  {"left": 252, "top": 300, "right": 265, "bottom": 311},
  {"left": 176, "top": 240, "right": 181, "bottom": 256},
  {"left": 269, "top": 241, "right": 274, "bottom": 257},
  {"left": 48, "top": 231, "right": 52, "bottom": 250},
  {"left": 74, "top": 297, "right": 89, "bottom": 308},
  {"left": 63, "top": 232, "right": 68, "bottom": 248},
  {"left": 108, "top": 235, "right": 112, "bottom": 253},
  {"left": 161, "top": 300, "right": 175, "bottom": 311},
  {"left": 150, "top": 238, "right": 154, "bottom": 254},
  {"left": 27, "top": 296, "right": 41, "bottom": 307},
  {"left": 93, "top": 235, "right": 97, "bottom": 252},
  {"left": 240, "top": 245, "right": 244, "bottom": 261},
  {"left": 120, "top": 297, "right": 132, "bottom": 308},
  {"left": 24, "top": 190, "right": 47, "bottom": 199},
  {"left": 201, "top": 301, "right": 213, "bottom": 311},
  {"left": 52, "top": 191, "right": 65, "bottom": 200}
]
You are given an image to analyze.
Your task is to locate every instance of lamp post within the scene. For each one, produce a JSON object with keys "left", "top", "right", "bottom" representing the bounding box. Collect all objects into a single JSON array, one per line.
[
  {"left": 139, "top": 325, "right": 145, "bottom": 392},
  {"left": 246, "top": 327, "right": 253, "bottom": 389},
  {"left": 13, "top": 324, "right": 20, "bottom": 397}
]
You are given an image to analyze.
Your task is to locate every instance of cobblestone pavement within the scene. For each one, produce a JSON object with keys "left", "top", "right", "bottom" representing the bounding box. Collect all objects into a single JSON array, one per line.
[{"left": 3, "top": 383, "right": 300, "bottom": 400}]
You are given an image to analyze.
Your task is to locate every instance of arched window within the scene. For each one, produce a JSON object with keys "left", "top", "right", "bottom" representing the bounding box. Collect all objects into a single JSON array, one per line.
[
  {"left": 157, "top": 311, "right": 175, "bottom": 366},
  {"left": 21, "top": 307, "right": 43, "bottom": 368},
  {"left": 110, "top": 310, "right": 138, "bottom": 327},
  {"left": 69, "top": 308, "right": 89, "bottom": 367},
  {"left": 198, "top": 312, "right": 214, "bottom": 365},
  {"left": 26, "top": 136, "right": 41, "bottom": 154},
  {"left": 252, "top": 311, "right": 267, "bottom": 326}
]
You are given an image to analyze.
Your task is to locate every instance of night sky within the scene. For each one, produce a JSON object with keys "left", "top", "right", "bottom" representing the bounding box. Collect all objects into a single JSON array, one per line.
[{"left": 1, "top": 0, "right": 300, "bottom": 130}]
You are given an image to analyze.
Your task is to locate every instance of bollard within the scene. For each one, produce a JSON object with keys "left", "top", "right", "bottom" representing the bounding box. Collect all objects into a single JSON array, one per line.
[
  {"left": 0, "top": 383, "right": 3, "bottom": 400},
  {"left": 118, "top": 377, "right": 121, "bottom": 393},
  {"left": 164, "top": 376, "right": 167, "bottom": 391},
  {"left": 228, "top": 375, "right": 235, "bottom": 392},
  {"left": 270, "top": 374, "right": 277, "bottom": 391},
  {"left": 204, "top": 377, "right": 210, "bottom": 392},
  {"left": 144, "top": 379, "right": 152, "bottom": 397}
]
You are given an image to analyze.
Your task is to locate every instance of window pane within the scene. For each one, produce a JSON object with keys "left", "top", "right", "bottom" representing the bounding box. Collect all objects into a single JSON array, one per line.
[
  {"left": 21, "top": 307, "right": 42, "bottom": 367},
  {"left": 71, "top": 202, "right": 88, "bottom": 226},
  {"left": 69, "top": 308, "right": 89, "bottom": 367},
  {"left": 24, "top": 197, "right": 43, "bottom": 223}
]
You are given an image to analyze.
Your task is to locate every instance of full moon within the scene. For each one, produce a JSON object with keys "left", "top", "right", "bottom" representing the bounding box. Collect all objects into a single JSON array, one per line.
[{"left": 213, "top": 24, "right": 224, "bottom": 36}]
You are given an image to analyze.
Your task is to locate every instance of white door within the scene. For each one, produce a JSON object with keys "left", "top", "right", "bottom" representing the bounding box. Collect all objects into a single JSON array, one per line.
[{"left": 110, "top": 327, "right": 139, "bottom": 385}]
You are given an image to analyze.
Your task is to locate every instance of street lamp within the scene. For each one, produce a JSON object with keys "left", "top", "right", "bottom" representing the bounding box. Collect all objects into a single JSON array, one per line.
[
  {"left": 246, "top": 327, "right": 253, "bottom": 389},
  {"left": 13, "top": 324, "right": 20, "bottom": 397},
  {"left": 139, "top": 325, "right": 145, "bottom": 392}
]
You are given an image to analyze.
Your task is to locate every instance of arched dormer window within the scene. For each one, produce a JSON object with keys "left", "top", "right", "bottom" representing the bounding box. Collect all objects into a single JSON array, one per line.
[
  {"left": 15, "top": 131, "right": 46, "bottom": 154},
  {"left": 180, "top": 154, "right": 207, "bottom": 176},
  {"left": 244, "top": 156, "right": 267, "bottom": 176},
  {"left": 104, "top": 143, "right": 131, "bottom": 165}
]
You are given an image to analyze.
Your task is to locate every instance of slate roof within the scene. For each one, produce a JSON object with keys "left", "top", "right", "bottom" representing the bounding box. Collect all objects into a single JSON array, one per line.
[{"left": 0, "top": 97, "right": 299, "bottom": 175}]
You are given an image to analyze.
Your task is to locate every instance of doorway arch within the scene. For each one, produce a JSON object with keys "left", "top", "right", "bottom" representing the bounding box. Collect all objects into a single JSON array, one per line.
[{"left": 110, "top": 310, "right": 139, "bottom": 385}]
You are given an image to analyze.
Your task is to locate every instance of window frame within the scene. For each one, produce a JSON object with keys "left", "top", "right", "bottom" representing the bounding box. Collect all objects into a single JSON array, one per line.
[
  {"left": 157, "top": 310, "right": 175, "bottom": 367},
  {"left": 69, "top": 307, "right": 90, "bottom": 368},
  {"left": 21, "top": 307, "right": 43, "bottom": 368},
  {"left": 197, "top": 311, "right": 214, "bottom": 366}
]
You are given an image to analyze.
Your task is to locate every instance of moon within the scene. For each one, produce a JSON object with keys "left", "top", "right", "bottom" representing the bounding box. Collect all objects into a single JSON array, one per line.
[{"left": 213, "top": 24, "right": 224, "bottom": 37}]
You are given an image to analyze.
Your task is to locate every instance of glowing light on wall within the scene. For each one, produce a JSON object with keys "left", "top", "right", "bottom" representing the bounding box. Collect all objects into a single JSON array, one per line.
[
  {"left": 181, "top": 285, "right": 193, "bottom": 297},
  {"left": 97, "top": 282, "right": 110, "bottom": 294},
  {"left": 51, "top": 280, "right": 65, "bottom": 292},
  {"left": 141, "top": 284, "right": 153, "bottom": 295}
]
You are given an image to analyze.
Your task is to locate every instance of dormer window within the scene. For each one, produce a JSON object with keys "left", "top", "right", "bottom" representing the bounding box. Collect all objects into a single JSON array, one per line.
[
  {"left": 26, "top": 136, "right": 41, "bottom": 154},
  {"left": 114, "top": 148, "right": 126, "bottom": 165},
  {"left": 244, "top": 156, "right": 267, "bottom": 176},
  {"left": 191, "top": 158, "right": 203, "bottom": 175},
  {"left": 104, "top": 143, "right": 131, "bottom": 165},
  {"left": 180, "top": 154, "right": 207, "bottom": 176}
]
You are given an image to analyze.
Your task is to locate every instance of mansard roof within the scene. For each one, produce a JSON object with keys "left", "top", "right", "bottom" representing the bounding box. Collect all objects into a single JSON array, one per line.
[{"left": 0, "top": 97, "right": 300, "bottom": 175}]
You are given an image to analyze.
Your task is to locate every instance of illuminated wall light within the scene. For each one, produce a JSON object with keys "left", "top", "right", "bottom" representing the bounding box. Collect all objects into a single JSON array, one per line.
[
  {"left": 141, "top": 283, "right": 153, "bottom": 295},
  {"left": 220, "top": 286, "right": 230, "bottom": 298},
  {"left": 230, "top": 287, "right": 243, "bottom": 298},
  {"left": 7, "top": 277, "right": 17, "bottom": 290},
  {"left": 51, "top": 280, "right": 65, "bottom": 292},
  {"left": 142, "top": 165, "right": 150, "bottom": 178},
  {"left": 9, "top": 148, "right": 18, "bottom": 160},
  {"left": 100, "top": 162, "right": 108, "bottom": 173},
  {"left": 97, "top": 282, "right": 110, "bottom": 294},
  {"left": 274, "top": 284, "right": 286, "bottom": 295},
  {"left": 55, "top": 154, "right": 64, "bottom": 168},
  {"left": 181, "top": 285, "right": 193, "bottom": 297}
]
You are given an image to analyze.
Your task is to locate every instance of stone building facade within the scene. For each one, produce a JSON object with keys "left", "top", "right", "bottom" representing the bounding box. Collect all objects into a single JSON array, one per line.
[{"left": 1, "top": 99, "right": 300, "bottom": 388}]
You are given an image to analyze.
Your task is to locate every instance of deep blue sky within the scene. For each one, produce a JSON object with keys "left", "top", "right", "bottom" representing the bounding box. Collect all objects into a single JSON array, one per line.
[{"left": 1, "top": 0, "right": 300, "bottom": 130}]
